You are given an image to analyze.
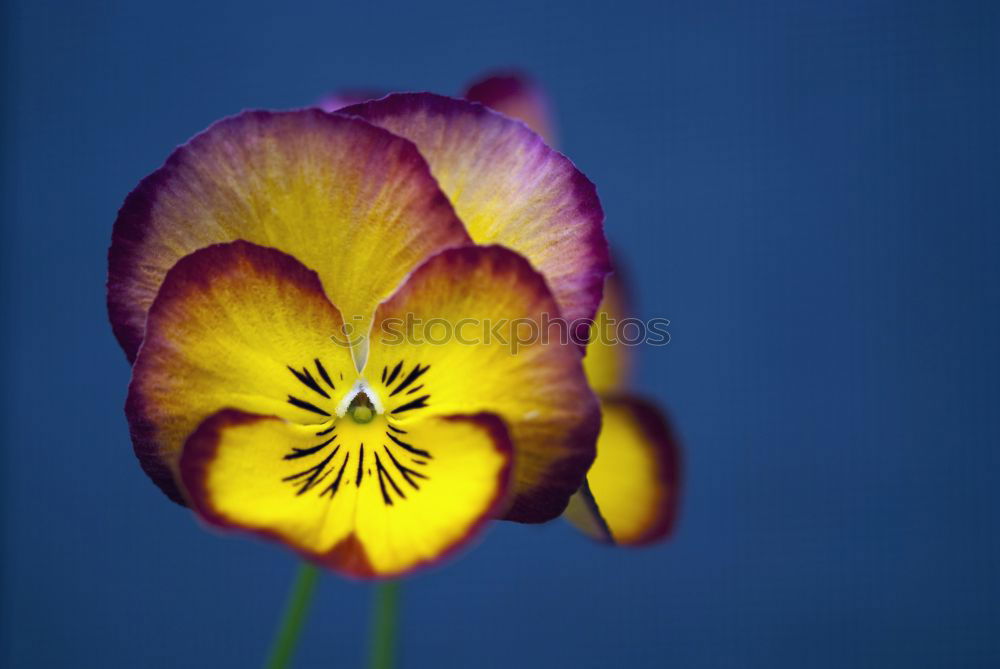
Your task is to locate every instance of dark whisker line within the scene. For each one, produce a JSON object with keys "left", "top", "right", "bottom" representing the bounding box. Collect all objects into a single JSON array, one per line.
[
  {"left": 315, "top": 425, "right": 335, "bottom": 436},
  {"left": 391, "top": 395, "right": 429, "bottom": 415},
  {"left": 385, "top": 360, "right": 403, "bottom": 387},
  {"left": 386, "top": 424, "right": 407, "bottom": 434},
  {"left": 356, "top": 443, "right": 365, "bottom": 486},
  {"left": 287, "top": 395, "right": 330, "bottom": 416},
  {"left": 406, "top": 384, "right": 424, "bottom": 395},
  {"left": 390, "top": 363, "right": 429, "bottom": 396},
  {"left": 287, "top": 365, "right": 330, "bottom": 399},
  {"left": 283, "top": 446, "right": 339, "bottom": 493},
  {"left": 284, "top": 435, "right": 336, "bottom": 460},
  {"left": 376, "top": 453, "right": 405, "bottom": 503},
  {"left": 282, "top": 468, "right": 313, "bottom": 482},
  {"left": 324, "top": 453, "right": 350, "bottom": 497},
  {"left": 314, "top": 358, "right": 336, "bottom": 391},
  {"left": 303, "top": 446, "right": 340, "bottom": 492},
  {"left": 386, "top": 431, "right": 431, "bottom": 459},
  {"left": 384, "top": 445, "right": 427, "bottom": 489},
  {"left": 381, "top": 366, "right": 387, "bottom": 383},
  {"left": 374, "top": 454, "right": 394, "bottom": 505}
]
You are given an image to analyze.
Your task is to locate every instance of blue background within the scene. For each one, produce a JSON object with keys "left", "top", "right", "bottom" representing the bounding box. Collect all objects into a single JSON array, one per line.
[{"left": 3, "top": 1, "right": 998, "bottom": 667}]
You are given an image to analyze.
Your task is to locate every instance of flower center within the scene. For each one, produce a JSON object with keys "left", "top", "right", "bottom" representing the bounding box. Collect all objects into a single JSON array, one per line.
[
  {"left": 348, "top": 392, "right": 376, "bottom": 424},
  {"left": 279, "top": 358, "right": 435, "bottom": 505}
]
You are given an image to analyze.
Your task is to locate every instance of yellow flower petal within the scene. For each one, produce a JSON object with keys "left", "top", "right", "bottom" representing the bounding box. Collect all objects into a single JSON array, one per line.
[
  {"left": 366, "top": 245, "right": 601, "bottom": 522},
  {"left": 127, "top": 241, "right": 358, "bottom": 502},
  {"left": 181, "top": 409, "right": 512, "bottom": 579},
  {"left": 583, "top": 271, "right": 633, "bottom": 394},
  {"left": 565, "top": 396, "right": 681, "bottom": 545}
]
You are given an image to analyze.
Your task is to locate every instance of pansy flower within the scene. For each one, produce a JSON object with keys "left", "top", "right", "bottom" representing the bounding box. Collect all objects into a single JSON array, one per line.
[{"left": 109, "top": 99, "right": 609, "bottom": 577}]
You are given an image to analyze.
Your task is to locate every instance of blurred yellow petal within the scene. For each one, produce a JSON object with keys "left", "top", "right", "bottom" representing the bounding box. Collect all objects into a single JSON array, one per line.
[
  {"left": 583, "top": 272, "right": 634, "bottom": 394},
  {"left": 565, "top": 396, "right": 681, "bottom": 545}
]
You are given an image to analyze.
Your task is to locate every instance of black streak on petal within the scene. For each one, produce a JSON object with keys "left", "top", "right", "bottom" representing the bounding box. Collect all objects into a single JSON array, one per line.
[
  {"left": 386, "top": 431, "right": 431, "bottom": 459},
  {"left": 385, "top": 360, "right": 404, "bottom": 387},
  {"left": 391, "top": 395, "right": 429, "bottom": 415},
  {"left": 287, "top": 395, "right": 331, "bottom": 417},
  {"left": 315, "top": 358, "right": 336, "bottom": 391},
  {"left": 384, "top": 445, "right": 427, "bottom": 489},
  {"left": 356, "top": 444, "right": 365, "bottom": 486},
  {"left": 288, "top": 366, "right": 330, "bottom": 399},
  {"left": 284, "top": 435, "right": 336, "bottom": 460},
  {"left": 376, "top": 453, "right": 404, "bottom": 504},
  {"left": 324, "top": 453, "right": 350, "bottom": 497},
  {"left": 390, "top": 364, "right": 429, "bottom": 397}
]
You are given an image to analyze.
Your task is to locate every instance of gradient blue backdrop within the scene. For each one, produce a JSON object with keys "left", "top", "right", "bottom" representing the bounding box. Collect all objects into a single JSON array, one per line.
[{"left": 3, "top": 1, "right": 998, "bottom": 667}]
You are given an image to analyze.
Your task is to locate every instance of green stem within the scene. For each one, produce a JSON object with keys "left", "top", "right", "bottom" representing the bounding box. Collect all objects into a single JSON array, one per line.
[
  {"left": 265, "top": 562, "right": 320, "bottom": 669},
  {"left": 368, "top": 581, "right": 401, "bottom": 669}
]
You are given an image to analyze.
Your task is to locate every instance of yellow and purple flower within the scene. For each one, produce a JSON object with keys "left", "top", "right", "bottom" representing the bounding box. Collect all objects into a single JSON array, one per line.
[
  {"left": 109, "top": 72, "right": 682, "bottom": 581},
  {"left": 109, "top": 95, "right": 610, "bottom": 577}
]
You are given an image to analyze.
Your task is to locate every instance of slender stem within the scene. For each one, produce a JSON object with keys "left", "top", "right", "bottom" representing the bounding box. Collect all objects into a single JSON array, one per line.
[
  {"left": 368, "top": 581, "right": 401, "bottom": 669},
  {"left": 265, "top": 562, "right": 320, "bottom": 669}
]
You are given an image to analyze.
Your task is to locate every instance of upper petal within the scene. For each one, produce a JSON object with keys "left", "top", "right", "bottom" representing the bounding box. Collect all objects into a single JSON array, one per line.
[
  {"left": 340, "top": 93, "right": 610, "bottom": 334},
  {"left": 463, "top": 72, "right": 557, "bottom": 145},
  {"left": 108, "top": 109, "right": 470, "bottom": 363},
  {"left": 564, "top": 395, "right": 682, "bottom": 545},
  {"left": 126, "top": 241, "right": 358, "bottom": 502},
  {"left": 365, "top": 245, "right": 601, "bottom": 522},
  {"left": 316, "top": 89, "right": 385, "bottom": 113}
]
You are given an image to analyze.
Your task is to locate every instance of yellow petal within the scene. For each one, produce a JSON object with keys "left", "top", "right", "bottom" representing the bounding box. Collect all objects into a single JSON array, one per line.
[
  {"left": 565, "top": 396, "right": 681, "bottom": 545},
  {"left": 583, "top": 271, "right": 633, "bottom": 394},
  {"left": 366, "top": 245, "right": 601, "bottom": 522},
  {"left": 180, "top": 409, "right": 513, "bottom": 579},
  {"left": 127, "top": 241, "right": 357, "bottom": 502}
]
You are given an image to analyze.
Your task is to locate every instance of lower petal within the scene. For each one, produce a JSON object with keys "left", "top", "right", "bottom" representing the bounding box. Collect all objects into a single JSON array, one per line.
[
  {"left": 564, "top": 395, "right": 682, "bottom": 545},
  {"left": 180, "top": 409, "right": 513, "bottom": 578}
]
